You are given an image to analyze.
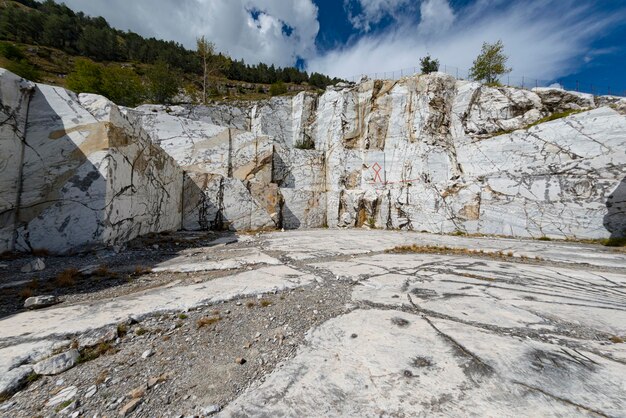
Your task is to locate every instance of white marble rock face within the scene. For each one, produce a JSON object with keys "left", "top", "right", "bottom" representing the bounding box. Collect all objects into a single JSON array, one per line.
[
  {"left": 239, "top": 73, "right": 623, "bottom": 239},
  {"left": 0, "top": 70, "right": 34, "bottom": 252},
  {"left": 128, "top": 73, "right": 624, "bottom": 240},
  {"left": 182, "top": 171, "right": 275, "bottom": 231},
  {"left": 2, "top": 69, "right": 624, "bottom": 252},
  {"left": 131, "top": 109, "right": 278, "bottom": 231},
  {"left": 0, "top": 71, "right": 184, "bottom": 254}
]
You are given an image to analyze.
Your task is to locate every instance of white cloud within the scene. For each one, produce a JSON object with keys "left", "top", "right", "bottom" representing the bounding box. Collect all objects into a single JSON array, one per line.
[
  {"left": 58, "top": 0, "right": 622, "bottom": 83},
  {"left": 309, "top": 0, "right": 623, "bottom": 81},
  {"left": 417, "top": 0, "right": 455, "bottom": 36},
  {"left": 60, "top": 0, "right": 320, "bottom": 67},
  {"left": 344, "top": 0, "right": 413, "bottom": 32}
]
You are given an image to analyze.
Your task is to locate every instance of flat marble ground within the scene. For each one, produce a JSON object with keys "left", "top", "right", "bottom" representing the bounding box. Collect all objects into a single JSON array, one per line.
[{"left": 1, "top": 229, "right": 625, "bottom": 417}]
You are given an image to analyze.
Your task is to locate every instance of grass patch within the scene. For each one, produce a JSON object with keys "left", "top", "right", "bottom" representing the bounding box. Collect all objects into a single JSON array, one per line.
[
  {"left": 537, "top": 236, "right": 552, "bottom": 241},
  {"left": 604, "top": 237, "right": 626, "bottom": 247},
  {"left": 19, "top": 287, "right": 34, "bottom": 299},
  {"left": 55, "top": 399, "right": 73, "bottom": 412},
  {"left": 55, "top": 268, "right": 82, "bottom": 287},
  {"left": 197, "top": 316, "right": 221, "bottom": 329},
  {"left": 457, "top": 272, "right": 496, "bottom": 282},
  {"left": 132, "top": 265, "right": 153, "bottom": 276},
  {"left": 117, "top": 323, "right": 128, "bottom": 337},
  {"left": 135, "top": 328, "right": 147, "bottom": 336},
  {"left": 491, "top": 109, "right": 586, "bottom": 138},
  {"left": 259, "top": 299, "right": 272, "bottom": 308},
  {"left": 491, "top": 128, "right": 516, "bottom": 137},
  {"left": 609, "top": 336, "right": 624, "bottom": 344},
  {"left": 92, "top": 265, "right": 118, "bottom": 278},
  {"left": 386, "top": 245, "right": 544, "bottom": 261},
  {"left": 95, "top": 369, "right": 108, "bottom": 385},
  {"left": 20, "top": 278, "right": 40, "bottom": 299},
  {"left": 26, "top": 372, "right": 41, "bottom": 384},
  {"left": 78, "top": 342, "right": 116, "bottom": 364},
  {"left": 246, "top": 301, "right": 256, "bottom": 308},
  {"left": 526, "top": 109, "right": 585, "bottom": 129},
  {"left": 0, "top": 250, "right": 20, "bottom": 260},
  {"left": 178, "top": 313, "right": 188, "bottom": 320}
]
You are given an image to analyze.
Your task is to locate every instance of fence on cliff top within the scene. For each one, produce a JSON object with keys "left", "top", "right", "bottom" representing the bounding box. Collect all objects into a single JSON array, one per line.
[{"left": 348, "top": 64, "right": 625, "bottom": 97}]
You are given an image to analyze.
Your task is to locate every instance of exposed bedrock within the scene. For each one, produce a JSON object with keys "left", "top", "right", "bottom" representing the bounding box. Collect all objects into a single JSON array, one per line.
[
  {"left": 136, "top": 72, "right": 625, "bottom": 240},
  {"left": 1, "top": 69, "right": 625, "bottom": 252},
  {"left": 0, "top": 70, "right": 183, "bottom": 254}
]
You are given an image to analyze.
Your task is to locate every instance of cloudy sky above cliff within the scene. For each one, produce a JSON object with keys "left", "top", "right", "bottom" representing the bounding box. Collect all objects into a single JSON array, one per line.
[{"left": 60, "top": 0, "right": 626, "bottom": 92}]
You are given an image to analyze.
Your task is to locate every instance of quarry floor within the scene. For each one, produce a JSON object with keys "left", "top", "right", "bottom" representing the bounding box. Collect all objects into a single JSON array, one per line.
[{"left": 1, "top": 229, "right": 625, "bottom": 417}]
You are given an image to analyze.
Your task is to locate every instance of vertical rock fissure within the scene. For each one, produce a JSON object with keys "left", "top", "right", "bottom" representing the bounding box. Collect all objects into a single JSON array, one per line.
[{"left": 227, "top": 128, "right": 233, "bottom": 178}]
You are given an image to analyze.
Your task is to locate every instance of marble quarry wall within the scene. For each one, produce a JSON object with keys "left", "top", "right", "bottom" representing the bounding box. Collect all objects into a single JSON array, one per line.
[
  {"left": 134, "top": 74, "right": 626, "bottom": 241},
  {"left": 1, "top": 69, "right": 625, "bottom": 253},
  {"left": 0, "top": 70, "right": 183, "bottom": 254}
]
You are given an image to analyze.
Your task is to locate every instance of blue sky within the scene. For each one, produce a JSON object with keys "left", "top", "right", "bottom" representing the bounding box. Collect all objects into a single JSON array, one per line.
[{"left": 61, "top": 0, "right": 626, "bottom": 94}]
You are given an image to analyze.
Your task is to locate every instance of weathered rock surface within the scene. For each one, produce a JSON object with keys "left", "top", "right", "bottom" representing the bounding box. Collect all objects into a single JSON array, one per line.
[
  {"left": 0, "top": 70, "right": 34, "bottom": 253},
  {"left": 0, "top": 70, "right": 183, "bottom": 254},
  {"left": 77, "top": 326, "right": 117, "bottom": 349},
  {"left": 0, "top": 365, "right": 32, "bottom": 397},
  {"left": 0, "top": 230, "right": 624, "bottom": 415},
  {"left": 32, "top": 349, "right": 79, "bottom": 375},
  {"left": 133, "top": 74, "right": 624, "bottom": 240},
  {"left": 2, "top": 68, "right": 625, "bottom": 252},
  {"left": 24, "top": 295, "right": 60, "bottom": 310},
  {"left": 131, "top": 108, "right": 278, "bottom": 231},
  {"left": 20, "top": 258, "right": 45, "bottom": 273},
  {"left": 45, "top": 385, "right": 77, "bottom": 407}
]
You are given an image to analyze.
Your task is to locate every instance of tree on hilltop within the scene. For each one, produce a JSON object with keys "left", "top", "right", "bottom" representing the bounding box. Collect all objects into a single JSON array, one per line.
[
  {"left": 469, "top": 40, "right": 511, "bottom": 85},
  {"left": 420, "top": 54, "right": 439, "bottom": 74}
]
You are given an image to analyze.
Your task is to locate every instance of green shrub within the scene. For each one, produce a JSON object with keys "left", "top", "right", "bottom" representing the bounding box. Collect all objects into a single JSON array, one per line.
[
  {"left": 269, "top": 81, "right": 287, "bottom": 96},
  {"left": 100, "top": 66, "right": 144, "bottom": 107},
  {"left": 420, "top": 54, "right": 439, "bottom": 74},
  {"left": 6, "top": 59, "right": 40, "bottom": 81},
  {"left": 67, "top": 59, "right": 144, "bottom": 106},
  {"left": 147, "top": 61, "right": 181, "bottom": 104},
  {"left": 67, "top": 58, "right": 102, "bottom": 94},
  {"left": 0, "top": 42, "right": 24, "bottom": 61},
  {"left": 604, "top": 237, "right": 626, "bottom": 247},
  {"left": 295, "top": 137, "right": 315, "bottom": 150}
]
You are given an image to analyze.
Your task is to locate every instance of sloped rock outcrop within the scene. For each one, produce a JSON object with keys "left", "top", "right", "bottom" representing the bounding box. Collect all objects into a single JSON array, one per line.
[{"left": 0, "top": 69, "right": 183, "bottom": 254}]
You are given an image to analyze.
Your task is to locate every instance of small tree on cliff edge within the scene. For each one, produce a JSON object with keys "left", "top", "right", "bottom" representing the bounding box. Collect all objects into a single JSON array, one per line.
[
  {"left": 196, "top": 36, "right": 214, "bottom": 104},
  {"left": 469, "top": 40, "right": 511, "bottom": 85},
  {"left": 196, "top": 36, "right": 228, "bottom": 103},
  {"left": 420, "top": 54, "right": 440, "bottom": 74}
]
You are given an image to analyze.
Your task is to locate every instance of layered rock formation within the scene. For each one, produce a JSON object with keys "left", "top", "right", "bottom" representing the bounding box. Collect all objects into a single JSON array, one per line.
[
  {"left": 0, "top": 70, "right": 183, "bottom": 254},
  {"left": 136, "top": 74, "right": 626, "bottom": 240},
  {"left": 1, "top": 69, "right": 625, "bottom": 253}
]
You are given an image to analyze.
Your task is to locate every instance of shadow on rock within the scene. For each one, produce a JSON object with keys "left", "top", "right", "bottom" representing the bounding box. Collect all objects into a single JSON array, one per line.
[{"left": 604, "top": 178, "right": 626, "bottom": 239}]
